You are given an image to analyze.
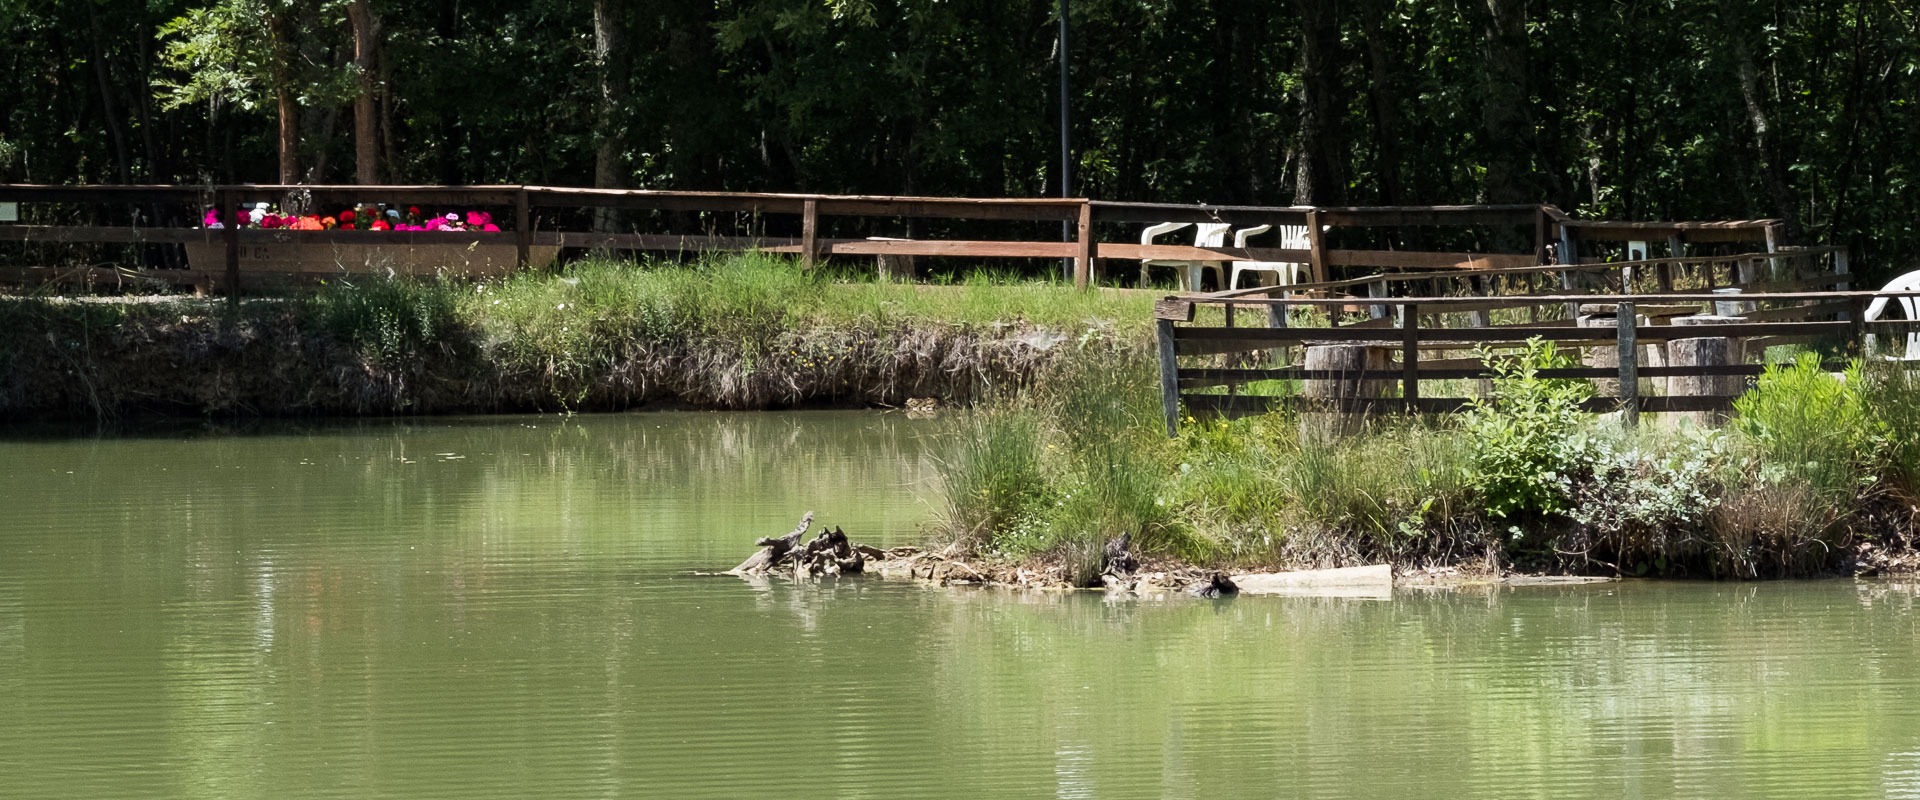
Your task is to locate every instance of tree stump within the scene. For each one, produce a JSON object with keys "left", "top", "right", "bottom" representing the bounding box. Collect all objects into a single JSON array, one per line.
[
  {"left": 1301, "top": 343, "right": 1391, "bottom": 440},
  {"left": 1668, "top": 315, "right": 1744, "bottom": 427}
]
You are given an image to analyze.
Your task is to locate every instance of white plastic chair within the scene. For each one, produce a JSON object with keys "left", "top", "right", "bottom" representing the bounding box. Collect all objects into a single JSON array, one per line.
[
  {"left": 1139, "top": 222, "right": 1230, "bottom": 291},
  {"left": 1865, "top": 270, "right": 1920, "bottom": 359},
  {"left": 1228, "top": 224, "right": 1314, "bottom": 291}
]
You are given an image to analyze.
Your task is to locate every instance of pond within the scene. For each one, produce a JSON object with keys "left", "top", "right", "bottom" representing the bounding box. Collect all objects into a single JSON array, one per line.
[{"left": 3, "top": 411, "right": 1919, "bottom": 798}]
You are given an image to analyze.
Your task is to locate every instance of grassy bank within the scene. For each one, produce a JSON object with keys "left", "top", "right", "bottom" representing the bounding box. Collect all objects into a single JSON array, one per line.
[
  {"left": 935, "top": 342, "right": 1920, "bottom": 581},
  {"left": 0, "top": 254, "right": 1153, "bottom": 419}
]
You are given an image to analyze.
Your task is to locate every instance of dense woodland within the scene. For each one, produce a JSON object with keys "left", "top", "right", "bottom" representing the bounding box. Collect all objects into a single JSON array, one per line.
[{"left": 0, "top": 1, "right": 1916, "bottom": 272}]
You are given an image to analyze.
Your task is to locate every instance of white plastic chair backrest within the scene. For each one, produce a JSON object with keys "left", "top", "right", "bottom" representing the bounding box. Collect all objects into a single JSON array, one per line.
[
  {"left": 1232, "top": 224, "right": 1272, "bottom": 249},
  {"left": 1865, "top": 270, "right": 1920, "bottom": 358},
  {"left": 1193, "top": 223, "right": 1229, "bottom": 248},
  {"left": 1278, "top": 225, "right": 1310, "bottom": 249},
  {"left": 1140, "top": 221, "right": 1190, "bottom": 246}
]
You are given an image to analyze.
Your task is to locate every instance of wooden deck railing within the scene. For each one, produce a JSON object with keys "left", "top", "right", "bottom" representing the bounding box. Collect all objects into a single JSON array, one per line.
[
  {"left": 1152, "top": 281, "right": 1895, "bottom": 437},
  {"left": 0, "top": 184, "right": 1791, "bottom": 295}
]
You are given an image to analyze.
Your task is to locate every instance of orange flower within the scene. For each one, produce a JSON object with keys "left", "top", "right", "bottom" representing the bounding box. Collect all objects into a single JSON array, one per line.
[{"left": 321, "top": 216, "right": 337, "bottom": 229}]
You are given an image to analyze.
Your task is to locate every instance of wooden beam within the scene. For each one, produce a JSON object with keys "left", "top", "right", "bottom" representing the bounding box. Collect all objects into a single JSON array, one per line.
[
  {"left": 1074, "top": 201, "right": 1094, "bottom": 288},
  {"left": 1325, "top": 249, "right": 1537, "bottom": 270},
  {"left": 1305, "top": 209, "right": 1328, "bottom": 284},
  {"left": 800, "top": 199, "right": 818, "bottom": 269},
  {"left": 514, "top": 188, "right": 531, "bottom": 268},
  {"left": 220, "top": 190, "right": 239, "bottom": 301}
]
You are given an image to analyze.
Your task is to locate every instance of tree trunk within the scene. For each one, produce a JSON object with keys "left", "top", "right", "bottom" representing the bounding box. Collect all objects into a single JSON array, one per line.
[
  {"left": 1292, "top": 0, "right": 1345, "bottom": 205},
  {"left": 592, "top": 0, "right": 628, "bottom": 231},
  {"left": 1473, "top": 0, "right": 1535, "bottom": 205},
  {"left": 268, "top": 11, "right": 298, "bottom": 184},
  {"left": 86, "top": 6, "right": 133, "bottom": 184},
  {"left": 1719, "top": 0, "right": 1803, "bottom": 242},
  {"left": 348, "top": 0, "right": 380, "bottom": 185},
  {"left": 1362, "top": 0, "right": 1402, "bottom": 213}
]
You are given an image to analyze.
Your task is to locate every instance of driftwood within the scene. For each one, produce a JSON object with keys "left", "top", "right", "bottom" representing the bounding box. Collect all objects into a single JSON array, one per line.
[{"left": 730, "top": 511, "right": 874, "bottom": 578}]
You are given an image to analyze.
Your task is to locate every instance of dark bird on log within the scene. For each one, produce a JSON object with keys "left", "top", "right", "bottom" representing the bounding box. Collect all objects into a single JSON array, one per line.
[{"left": 1190, "top": 572, "right": 1239, "bottom": 598}]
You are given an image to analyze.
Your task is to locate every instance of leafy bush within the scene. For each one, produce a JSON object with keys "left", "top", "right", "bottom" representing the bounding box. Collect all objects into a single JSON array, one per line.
[{"left": 1463, "top": 338, "right": 1594, "bottom": 518}]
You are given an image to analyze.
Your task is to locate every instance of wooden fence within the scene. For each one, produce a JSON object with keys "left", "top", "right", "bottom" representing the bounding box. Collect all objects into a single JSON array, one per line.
[
  {"left": 0, "top": 184, "right": 1788, "bottom": 294},
  {"left": 1151, "top": 279, "right": 1908, "bottom": 437}
]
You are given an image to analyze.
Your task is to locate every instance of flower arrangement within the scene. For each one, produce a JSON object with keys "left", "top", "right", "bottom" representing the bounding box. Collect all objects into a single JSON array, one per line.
[{"left": 200, "top": 203, "right": 500, "bottom": 232}]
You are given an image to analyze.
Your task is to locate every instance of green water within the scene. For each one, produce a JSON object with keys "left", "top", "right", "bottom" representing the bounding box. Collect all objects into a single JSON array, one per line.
[{"left": 4, "top": 412, "right": 1920, "bottom": 799}]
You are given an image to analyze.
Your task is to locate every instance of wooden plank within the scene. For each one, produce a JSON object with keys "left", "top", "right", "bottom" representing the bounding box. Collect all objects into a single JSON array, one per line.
[
  {"left": 1088, "top": 200, "right": 1311, "bottom": 226},
  {"left": 1157, "top": 319, "right": 1182, "bottom": 437},
  {"left": 1315, "top": 206, "right": 1540, "bottom": 227},
  {"left": 0, "top": 184, "right": 207, "bottom": 202},
  {"left": 1097, "top": 243, "right": 1311, "bottom": 262},
  {"left": 514, "top": 188, "right": 531, "bottom": 267},
  {"left": 1178, "top": 363, "right": 1781, "bottom": 386},
  {"left": 225, "top": 229, "right": 519, "bottom": 245},
  {"left": 1325, "top": 249, "right": 1538, "bottom": 270},
  {"left": 1183, "top": 289, "right": 1919, "bottom": 307},
  {"left": 1741, "top": 301, "right": 1850, "bottom": 322},
  {"left": 0, "top": 224, "right": 211, "bottom": 244},
  {"left": 224, "top": 184, "right": 522, "bottom": 205},
  {"left": 1154, "top": 297, "right": 1195, "bottom": 322},
  {"left": 816, "top": 197, "right": 1080, "bottom": 221},
  {"left": 1180, "top": 392, "right": 1738, "bottom": 419},
  {"left": 1074, "top": 201, "right": 1094, "bottom": 288},
  {"left": 823, "top": 239, "right": 1075, "bottom": 258},
  {"left": 1618, "top": 301, "right": 1639, "bottom": 428},
  {"left": 221, "top": 190, "right": 239, "bottom": 299},
  {"left": 1305, "top": 209, "right": 1328, "bottom": 285},
  {"left": 553, "top": 232, "right": 791, "bottom": 250},
  {"left": 1402, "top": 305, "right": 1420, "bottom": 411},
  {"left": 801, "top": 199, "right": 818, "bottom": 269}
]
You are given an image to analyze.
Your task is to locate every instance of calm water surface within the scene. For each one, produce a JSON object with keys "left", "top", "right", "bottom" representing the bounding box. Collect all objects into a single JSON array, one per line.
[{"left": 4, "top": 411, "right": 1920, "bottom": 799}]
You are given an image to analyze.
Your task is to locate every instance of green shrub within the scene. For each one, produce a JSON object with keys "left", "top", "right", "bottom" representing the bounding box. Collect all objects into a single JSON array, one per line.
[
  {"left": 1732, "top": 353, "right": 1880, "bottom": 507},
  {"left": 1463, "top": 338, "right": 1594, "bottom": 518}
]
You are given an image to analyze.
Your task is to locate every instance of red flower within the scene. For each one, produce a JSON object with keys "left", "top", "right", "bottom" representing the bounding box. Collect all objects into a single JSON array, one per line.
[
  {"left": 407, "top": 206, "right": 421, "bottom": 216},
  {"left": 339, "top": 210, "right": 356, "bottom": 223},
  {"left": 262, "top": 215, "right": 282, "bottom": 229},
  {"left": 370, "top": 220, "right": 390, "bottom": 231}
]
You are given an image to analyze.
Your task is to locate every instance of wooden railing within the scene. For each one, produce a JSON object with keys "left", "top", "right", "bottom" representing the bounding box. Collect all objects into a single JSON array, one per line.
[
  {"left": 0, "top": 184, "right": 1793, "bottom": 295},
  {"left": 1151, "top": 280, "right": 1897, "bottom": 437}
]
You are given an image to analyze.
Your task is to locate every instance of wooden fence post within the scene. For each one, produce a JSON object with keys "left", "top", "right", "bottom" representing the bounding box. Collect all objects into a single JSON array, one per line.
[
  {"left": 1305, "top": 209, "right": 1328, "bottom": 285},
  {"left": 801, "top": 199, "right": 819, "bottom": 270},
  {"left": 1156, "top": 318, "right": 1181, "bottom": 438},
  {"left": 1074, "top": 201, "right": 1093, "bottom": 289},
  {"left": 1534, "top": 207, "right": 1548, "bottom": 264},
  {"left": 1616, "top": 300, "right": 1638, "bottom": 428},
  {"left": 220, "top": 189, "right": 239, "bottom": 301},
  {"left": 1558, "top": 223, "right": 1580, "bottom": 320},
  {"left": 514, "top": 188, "right": 532, "bottom": 268},
  {"left": 1663, "top": 234, "right": 1683, "bottom": 293},
  {"left": 1368, "top": 277, "right": 1389, "bottom": 320},
  {"left": 1402, "top": 303, "right": 1420, "bottom": 414}
]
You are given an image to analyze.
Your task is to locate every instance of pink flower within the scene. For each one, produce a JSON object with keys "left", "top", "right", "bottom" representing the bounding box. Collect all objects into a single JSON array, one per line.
[
  {"left": 262, "top": 215, "right": 282, "bottom": 229},
  {"left": 482, "top": 223, "right": 500, "bottom": 232},
  {"left": 203, "top": 209, "right": 220, "bottom": 226},
  {"left": 466, "top": 211, "right": 491, "bottom": 227}
]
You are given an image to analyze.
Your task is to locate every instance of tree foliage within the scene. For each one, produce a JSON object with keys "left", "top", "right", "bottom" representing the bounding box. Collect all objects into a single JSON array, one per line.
[{"left": 1, "top": 0, "right": 1917, "bottom": 274}]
